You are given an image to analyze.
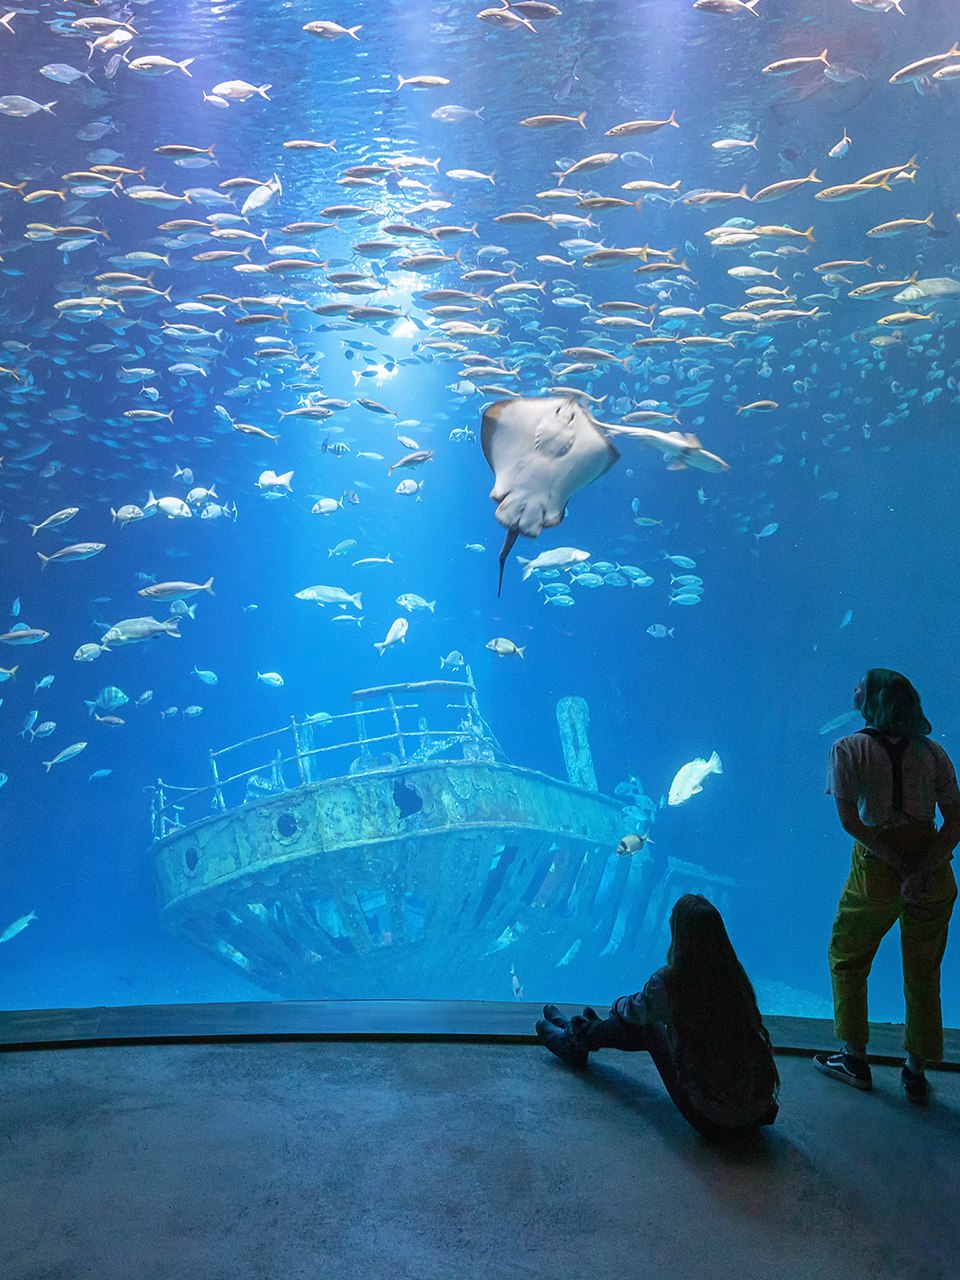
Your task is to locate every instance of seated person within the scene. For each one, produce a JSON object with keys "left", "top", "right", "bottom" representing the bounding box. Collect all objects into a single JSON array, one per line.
[{"left": 536, "top": 894, "right": 780, "bottom": 1141}]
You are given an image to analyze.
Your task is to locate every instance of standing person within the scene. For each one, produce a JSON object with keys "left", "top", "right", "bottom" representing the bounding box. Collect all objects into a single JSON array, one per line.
[
  {"left": 535, "top": 894, "right": 780, "bottom": 1141},
  {"left": 817, "top": 668, "right": 960, "bottom": 1102}
]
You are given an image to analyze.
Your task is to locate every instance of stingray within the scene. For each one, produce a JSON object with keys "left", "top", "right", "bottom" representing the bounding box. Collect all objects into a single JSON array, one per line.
[{"left": 481, "top": 396, "right": 620, "bottom": 595}]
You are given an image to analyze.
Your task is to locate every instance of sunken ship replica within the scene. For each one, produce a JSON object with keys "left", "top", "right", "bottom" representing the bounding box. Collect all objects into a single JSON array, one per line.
[{"left": 148, "top": 673, "right": 733, "bottom": 1001}]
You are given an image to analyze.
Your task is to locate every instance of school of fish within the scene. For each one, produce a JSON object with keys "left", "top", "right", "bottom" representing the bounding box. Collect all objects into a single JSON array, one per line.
[{"left": 0, "top": 0, "right": 956, "bottom": 893}]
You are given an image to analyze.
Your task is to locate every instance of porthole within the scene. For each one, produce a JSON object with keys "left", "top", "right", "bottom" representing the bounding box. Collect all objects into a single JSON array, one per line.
[
  {"left": 275, "top": 811, "right": 301, "bottom": 843},
  {"left": 183, "top": 846, "right": 200, "bottom": 876}
]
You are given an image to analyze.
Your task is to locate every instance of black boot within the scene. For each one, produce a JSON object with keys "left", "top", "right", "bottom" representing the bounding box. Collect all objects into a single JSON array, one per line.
[
  {"left": 543, "top": 1003, "right": 602, "bottom": 1029},
  {"left": 535, "top": 1019, "right": 589, "bottom": 1070}
]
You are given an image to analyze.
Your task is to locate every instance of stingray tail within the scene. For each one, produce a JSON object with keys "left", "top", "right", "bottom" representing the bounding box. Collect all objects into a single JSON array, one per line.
[{"left": 497, "top": 527, "right": 520, "bottom": 597}]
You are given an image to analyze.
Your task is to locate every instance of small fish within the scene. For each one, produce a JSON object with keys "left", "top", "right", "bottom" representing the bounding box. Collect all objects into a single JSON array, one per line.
[
  {"left": 396, "top": 594, "right": 436, "bottom": 613},
  {"left": 819, "top": 710, "right": 861, "bottom": 736},
  {"left": 828, "top": 129, "right": 851, "bottom": 159},
  {"left": 0, "top": 910, "right": 38, "bottom": 944},
  {"left": 42, "top": 742, "right": 87, "bottom": 773},
  {"left": 329, "top": 539, "right": 358, "bottom": 558},
  {"left": 661, "top": 553, "right": 697, "bottom": 568},
  {"left": 257, "top": 671, "right": 284, "bottom": 687},
  {"left": 668, "top": 752, "right": 722, "bottom": 806},
  {"left": 486, "top": 637, "right": 525, "bottom": 659},
  {"left": 616, "top": 833, "right": 653, "bottom": 856},
  {"left": 374, "top": 617, "right": 408, "bottom": 656},
  {"left": 510, "top": 963, "right": 524, "bottom": 1000}
]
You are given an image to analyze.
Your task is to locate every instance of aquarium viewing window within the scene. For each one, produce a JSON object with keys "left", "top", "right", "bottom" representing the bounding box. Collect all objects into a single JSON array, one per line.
[{"left": 0, "top": 0, "right": 958, "bottom": 1036}]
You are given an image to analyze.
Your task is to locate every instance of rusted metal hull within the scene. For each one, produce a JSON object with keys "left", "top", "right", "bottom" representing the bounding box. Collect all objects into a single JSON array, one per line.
[{"left": 152, "top": 760, "right": 733, "bottom": 1000}]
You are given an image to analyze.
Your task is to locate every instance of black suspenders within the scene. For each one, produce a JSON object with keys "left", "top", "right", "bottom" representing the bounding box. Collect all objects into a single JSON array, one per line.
[{"left": 859, "top": 728, "right": 908, "bottom": 813}]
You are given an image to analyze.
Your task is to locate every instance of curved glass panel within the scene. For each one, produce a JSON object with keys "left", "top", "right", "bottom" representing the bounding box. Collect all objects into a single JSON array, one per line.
[{"left": 0, "top": 0, "right": 957, "bottom": 1030}]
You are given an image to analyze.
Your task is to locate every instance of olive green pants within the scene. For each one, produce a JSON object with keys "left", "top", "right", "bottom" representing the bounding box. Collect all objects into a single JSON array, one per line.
[{"left": 828, "top": 843, "right": 957, "bottom": 1060}]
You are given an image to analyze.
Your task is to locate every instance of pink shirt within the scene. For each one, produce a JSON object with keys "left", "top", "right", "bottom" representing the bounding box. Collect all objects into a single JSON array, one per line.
[{"left": 826, "top": 731, "right": 960, "bottom": 827}]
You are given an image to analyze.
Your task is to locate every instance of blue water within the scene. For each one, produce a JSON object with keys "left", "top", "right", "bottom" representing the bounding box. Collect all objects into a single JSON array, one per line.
[{"left": 1, "top": 0, "right": 959, "bottom": 1025}]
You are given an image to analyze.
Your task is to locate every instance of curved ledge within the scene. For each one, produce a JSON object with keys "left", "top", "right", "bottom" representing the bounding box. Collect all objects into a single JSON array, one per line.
[{"left": 0, "top": 1000, "right": 957, "bottom": 1066}]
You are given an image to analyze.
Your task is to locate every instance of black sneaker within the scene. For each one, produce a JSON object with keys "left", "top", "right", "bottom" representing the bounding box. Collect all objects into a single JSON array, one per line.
[
  {"left": 901, "top": 1065, "right": 929, "bottom": 1104},
  {"left": 813, "top": 1050, "right": 873, "bottom": 1091},
  {"left": 536, "top": 1018, "right": 589, "bottom": 1071},
  {"left": 542, "top": 1004, "right": 569, "bottom": 1028}
]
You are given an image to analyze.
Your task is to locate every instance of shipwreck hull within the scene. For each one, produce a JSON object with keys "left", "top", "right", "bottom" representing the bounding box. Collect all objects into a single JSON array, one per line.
[
  {"left": 150, "top": 681, "right": 736, "bottom": 1001},
  {"left": 151, "top": 758, "right": 656, "bottom": 999}
]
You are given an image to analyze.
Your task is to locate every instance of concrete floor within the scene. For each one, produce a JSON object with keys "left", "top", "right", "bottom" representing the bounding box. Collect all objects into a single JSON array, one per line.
[{"left": 2, "top": 1040, "right": 959, "bottom": 1280}]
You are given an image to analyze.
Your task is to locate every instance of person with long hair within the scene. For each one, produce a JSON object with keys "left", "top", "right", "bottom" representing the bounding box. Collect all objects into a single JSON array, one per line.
[
  {"left": 817, "top": 668, "right": 960, "bottom": 1102},
  {"left": 535, "top": 894, "right": 780, "bottom": 1141}
]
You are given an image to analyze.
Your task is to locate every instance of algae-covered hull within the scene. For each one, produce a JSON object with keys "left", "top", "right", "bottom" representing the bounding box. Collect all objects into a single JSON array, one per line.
[
  {"left": 153, "top": 760, "right": 634, "bottom": 999},
  {"left": 150, "top": 683, "right": 734, "bottom": 1000}
]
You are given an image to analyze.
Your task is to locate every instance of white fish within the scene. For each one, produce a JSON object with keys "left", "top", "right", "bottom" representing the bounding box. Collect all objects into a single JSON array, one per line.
[
  {"left": 31, "top": 504, "right": 81, "bottom": 536},
  {"left": 37, "top": 542, "right": 105, "bottom": 568},
  {"left": 100, "top": 617, "right": 179, "bottom": 646},
  {"left": 516, "top": 547, "right": 590, "bottom": 579},
  {"left": 74, "top": 644, "right": 107, "bottom": 662},
  {"left": 257, "top": 469, "right": 294, "bottom": 491},
  {"left": 510, "top": 964, "right": 524, "bottom": 1000},
  {"left": 302, "top": 20, "right": 362, "bottom": 38},
  {"left": 294, "top": 585, "right": 362, "bottom": 609},
  {"left": 0, "top": 96, "right": 57, "bottom": 117},
  {"left": 432, "top": 104, "right": 485, "bottom": 123},
  {"left": 819, "top": 710, "right": 861, "bottom": 735},
  {"left": 693, "top": 0, "right": 762, "bottom": 15},
  {"left": 311, "top": 497, "right": 342, "bottom": 516},
  {"left": 39, "top": 63, "right": 94, "bottom": 85},
  {"left": 667, "top": 751, "right": 722, "bottom": 806},
  {"left": 241, "top": 173, "right": 282, "bottom": 217},
  {"left": 43, "top": 742, "right": 88, "bottom": 773},
  {"left": 605, "top": 424, "right": 730, "bottom": 474},
  {"left": 127, "top": 56, "right": 195, "bottom": 77},
  {"left": 208, "top": 80, "right": 272, "bottom": 101},
  {"left": 146, "top": 491, "right": 191, "bottom": 519},
  {"left": 374, "top": 616, "right": 408, "bottom": 656},
  {"left": 257, "top": 671, "right": 284, "bottom": 687},
  {"left": 396, "top": 594, "right": 436, "bottom": 613},
  {"left": 0, "top": 910, "right": 37, "bottom": 944},
  {"left": 894, "top": 277, "right": 960, "bottom": 303},
  {"left": 828, "top": 129, "right": 851, "bottom": 158}
]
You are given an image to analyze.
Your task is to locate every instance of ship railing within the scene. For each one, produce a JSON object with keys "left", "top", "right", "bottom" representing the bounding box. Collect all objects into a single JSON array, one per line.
[{"left": 148, "top": 671, "right": 505, "bottom": 840}]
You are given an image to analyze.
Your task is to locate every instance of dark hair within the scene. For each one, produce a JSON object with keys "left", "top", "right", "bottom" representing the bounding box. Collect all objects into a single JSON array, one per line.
[
  {"left": 664, "top": 894, "right": 779, "bottom": 1103},
  {"left": 861, "top": 668, "right": 931, "bottom": 738}
]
